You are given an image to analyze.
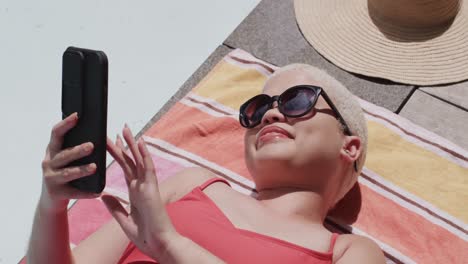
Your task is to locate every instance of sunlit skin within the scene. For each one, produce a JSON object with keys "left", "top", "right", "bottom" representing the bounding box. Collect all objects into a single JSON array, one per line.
[{"left": 244, "top": 68, "right": 362, "bottom": 225}]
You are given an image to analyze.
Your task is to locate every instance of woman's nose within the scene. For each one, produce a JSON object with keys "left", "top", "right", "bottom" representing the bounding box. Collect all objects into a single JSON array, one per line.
[{"left": 261, "top": 102, "right": 286, "bottom": 125}]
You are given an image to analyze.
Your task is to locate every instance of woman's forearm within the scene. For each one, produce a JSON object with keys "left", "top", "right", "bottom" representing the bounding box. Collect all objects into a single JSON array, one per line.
[
  {"left": 159, "top": 235, "right": 225, "bottom": 264},
  {"left": 26, "top": 199, "right": 74, "bottom": 264}
]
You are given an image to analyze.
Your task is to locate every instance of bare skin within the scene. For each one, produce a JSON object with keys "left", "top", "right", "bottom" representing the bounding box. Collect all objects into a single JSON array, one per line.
[{"left": 27, "top": 68, "right": 385, "bottom": 263}]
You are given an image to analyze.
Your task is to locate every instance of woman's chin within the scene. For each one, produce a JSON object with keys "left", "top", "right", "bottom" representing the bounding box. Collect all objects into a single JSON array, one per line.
[
  {"left": 254, "top": 141, "right": 294, "bottom": 161},
  {"left": 256, "top": 136, "right": 292, "bottom": 150}
]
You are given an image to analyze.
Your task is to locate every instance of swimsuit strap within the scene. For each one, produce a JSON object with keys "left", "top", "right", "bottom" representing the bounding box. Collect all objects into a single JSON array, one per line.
[
  {"left": 327, "top": 233, "right": 340, "bottom": 254},
  {"left": 199, "top": 177, "right": 231, "bottom": 190}
]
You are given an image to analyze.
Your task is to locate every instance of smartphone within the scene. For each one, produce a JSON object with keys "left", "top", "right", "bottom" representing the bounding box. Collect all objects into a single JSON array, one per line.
[{"left": 62, "top": 46, "right": 108, "bottom": 193}]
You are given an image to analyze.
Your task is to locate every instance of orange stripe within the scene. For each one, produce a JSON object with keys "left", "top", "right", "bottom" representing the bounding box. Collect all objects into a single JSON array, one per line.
[
  {"left": 145, "top": 102, "right": 251, "bottom": 179},
  {"left": 145, "top": 103, "right": 466, "bottom": 263}
]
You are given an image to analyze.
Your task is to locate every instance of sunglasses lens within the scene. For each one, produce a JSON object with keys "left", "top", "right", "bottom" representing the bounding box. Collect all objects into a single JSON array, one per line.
[
  {"left": 280, "top": 87, "right": 316, "bottom": 116},
  {"left": 242, "top": 95, "right": 270, "bottom": 127}
]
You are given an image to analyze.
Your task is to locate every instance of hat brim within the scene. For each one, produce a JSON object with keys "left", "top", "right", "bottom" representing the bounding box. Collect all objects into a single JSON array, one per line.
[{"left": 294, "top": 0, "right": 468, "bottom": 85}]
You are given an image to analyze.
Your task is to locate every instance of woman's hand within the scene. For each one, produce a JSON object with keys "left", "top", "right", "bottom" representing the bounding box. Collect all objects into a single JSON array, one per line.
[
  {"left": 102, "top": 125, "right": 178, "bottom": 260},
  {"left": 40, "top": 113, "right": 100, "bottom": 213}
]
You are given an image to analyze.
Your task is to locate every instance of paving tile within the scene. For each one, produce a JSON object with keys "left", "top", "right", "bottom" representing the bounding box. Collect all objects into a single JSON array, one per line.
[
  {"left": 399, "top": 90, "right": 468, "bottom": 150},
  {"left": 137, "top": 45, "right": 233, "bottom": 137},
  {"left": 224, "top": 0, "right": 414, "bottom": 113},
  {"left": 420, "top": 82, "right": 468, "bottom": 110}
]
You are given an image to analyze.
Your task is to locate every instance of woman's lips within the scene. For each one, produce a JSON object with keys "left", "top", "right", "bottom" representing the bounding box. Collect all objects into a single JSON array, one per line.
[
  {"left": 257, "top": 133, "right": 290, "bottom": 148},
  {"left": 256, "top": 126, "right": 293, "bottom": 148}
]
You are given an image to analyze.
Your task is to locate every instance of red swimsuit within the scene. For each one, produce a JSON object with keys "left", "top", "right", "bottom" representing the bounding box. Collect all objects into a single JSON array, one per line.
[{"left": 118, "top": 177, "right": 338, "bottom": 263}]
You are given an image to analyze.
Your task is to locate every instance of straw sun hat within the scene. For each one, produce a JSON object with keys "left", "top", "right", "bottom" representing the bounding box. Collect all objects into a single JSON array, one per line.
[{"left": 294, "top": 0, "right": 468, "bottom": 86}]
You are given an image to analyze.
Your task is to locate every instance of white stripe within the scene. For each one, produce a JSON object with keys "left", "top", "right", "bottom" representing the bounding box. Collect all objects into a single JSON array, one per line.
[
  {"left": 187, "top": 92, "right": 239, "bottom": 116},
  {"left": 149, "top": 145, "right": 201, "bottom": 168},
  {"left": 180, "top": 97, "right": 226, "bottom": 118},
  {"left": 223, "top": 56, "right": 272, "bottom": 77},
  {"left": 358, "top": 171, "right": 468, "bottom": 241},
  {"left": 147, "top": 144, "right": 255, "bottom": 197},
  {"left": 142, "top": 136, "right": 256, "bottom": 195},
  {"left": 228, "top": 49, "right": 279, "bottom": 72}
]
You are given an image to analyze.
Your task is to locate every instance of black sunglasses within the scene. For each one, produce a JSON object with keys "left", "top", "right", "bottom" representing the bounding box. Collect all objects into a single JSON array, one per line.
[
  {"left": 239, "top": 85, "right": 357, "bottom": 172},
  {"left": 239, "top": 85, "right": 352, "bottom": 135}
]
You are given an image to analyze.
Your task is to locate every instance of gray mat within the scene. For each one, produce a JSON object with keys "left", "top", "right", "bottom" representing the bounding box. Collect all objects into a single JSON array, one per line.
[{"left": 224, "top": 0, "right": 415, "bottom": 113}]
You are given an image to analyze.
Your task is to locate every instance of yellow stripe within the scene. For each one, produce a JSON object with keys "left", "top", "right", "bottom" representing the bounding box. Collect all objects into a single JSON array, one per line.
[
  {"left": 366, "top": 120, "right": 468, "bottom": 222},
  {"left": 192, "top": 61, "right": 266, "bottom": 110}
]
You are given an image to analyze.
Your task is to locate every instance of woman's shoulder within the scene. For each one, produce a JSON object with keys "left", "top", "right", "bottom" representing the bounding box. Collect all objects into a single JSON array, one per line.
[{"left": 333, "top": 233, "right": 385, "bottom": 263}]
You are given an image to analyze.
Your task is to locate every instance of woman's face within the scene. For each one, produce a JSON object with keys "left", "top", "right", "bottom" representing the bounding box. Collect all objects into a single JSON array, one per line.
[{"left": 244, "top": 69, "right": 347, "bottom": 192}]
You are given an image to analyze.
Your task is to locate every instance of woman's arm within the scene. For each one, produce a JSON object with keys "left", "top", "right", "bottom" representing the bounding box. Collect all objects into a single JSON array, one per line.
[
  {"left": 27, "top": 199, "right": 74, "bottom": 264},
  {"left": 335, "top": 236, "right": 385, "bottom": 264},
  {"left": 26, "top": 114, "right": 101, "bottom": 264},
  {"left": 71, "top": 216, "right": 130, "bottom": 263}
]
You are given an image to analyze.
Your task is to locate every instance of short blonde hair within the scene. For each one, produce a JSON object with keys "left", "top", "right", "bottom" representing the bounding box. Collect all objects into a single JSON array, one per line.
[{"left": 268, "top": 64, "right": 368, "bottom": 206}]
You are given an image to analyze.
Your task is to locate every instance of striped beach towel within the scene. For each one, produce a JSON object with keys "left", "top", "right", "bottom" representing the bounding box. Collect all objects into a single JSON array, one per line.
[{"left": 21, "top": 49, "right": 467, "bottom": 263}]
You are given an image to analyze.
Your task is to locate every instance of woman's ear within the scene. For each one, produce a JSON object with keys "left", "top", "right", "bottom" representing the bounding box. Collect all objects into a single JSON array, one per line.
[{"left": 340, "top": 135, "right": 362, "bottom": 164}]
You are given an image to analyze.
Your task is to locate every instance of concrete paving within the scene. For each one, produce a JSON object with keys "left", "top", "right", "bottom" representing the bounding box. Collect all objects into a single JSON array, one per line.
[
  {"left": 399, "top": 90, "right": 468, "bottom": 150},
  {"left": 220, "top": 0, "right": 467, "bottom": 149},
  {"left": 223, "top": 0, "right": 416, "bottom": 113},
  {"left": 421, "top": 82, "right": 468, "bottom": 111}
]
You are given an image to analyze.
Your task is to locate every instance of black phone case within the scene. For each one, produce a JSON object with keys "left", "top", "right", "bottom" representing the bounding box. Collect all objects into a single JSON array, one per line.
[{"left": 62, "top": 46, "right": 108, "bottom": 193}]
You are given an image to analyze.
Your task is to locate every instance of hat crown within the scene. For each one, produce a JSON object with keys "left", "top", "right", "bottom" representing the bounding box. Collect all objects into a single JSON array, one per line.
[{"left": 368, "top": 0, "right": 461, "bottom": 28}]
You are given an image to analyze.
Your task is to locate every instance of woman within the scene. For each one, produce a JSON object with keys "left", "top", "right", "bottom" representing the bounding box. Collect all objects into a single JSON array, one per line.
[{"left": 27, "top": 64, "right": 385, "bottom": 263}]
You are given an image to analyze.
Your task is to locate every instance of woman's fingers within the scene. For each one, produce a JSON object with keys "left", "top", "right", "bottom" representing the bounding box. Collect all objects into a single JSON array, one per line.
[
  {"left": 45, "top": 163, "right": 97, "bottom": 185},
  {"left": 106, "top": 136, "right": 134, "bottom": 185},
  {"left": 107, "top": 125, "right": 156, "bottom": 185},
  {"left": 122, "top": 125, "right": 144, "bottom": 176},
  {"left": 49, "top": 142, "right": 94, "bottom": 169},
  {"left": 101, "top": 195, "right": 137, "bottom": 238},
  {"left": 116, "top": 134, "right": 125, "bottom": 149},
  {"left": 115, "top": 134, "right": 137, "bottom": 182},
  {"left": 48, "top": 113, "right": 79, "bottom": 156},
  {"left": 138, "top": 139, "right": 157, "bottom": 183}
]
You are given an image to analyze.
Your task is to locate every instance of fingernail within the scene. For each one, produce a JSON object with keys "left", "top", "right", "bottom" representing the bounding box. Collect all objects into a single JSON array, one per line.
[
  {"left": 88, "top": 163, "right": 96, "bottom": 171},
  {"left": 68, "top": 112, "right": 77, "bottom": 122},
  {"left": 83, "top": 143, "right": 92, "bottom": 152}
]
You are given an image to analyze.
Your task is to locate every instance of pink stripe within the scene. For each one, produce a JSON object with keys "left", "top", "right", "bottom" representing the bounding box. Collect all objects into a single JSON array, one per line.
[
  {"left": 68, "top": 199, "right": 113, "bottom": 244},
  {"left": 106, "top": 153, "right": 190, "bottom": 193}
]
